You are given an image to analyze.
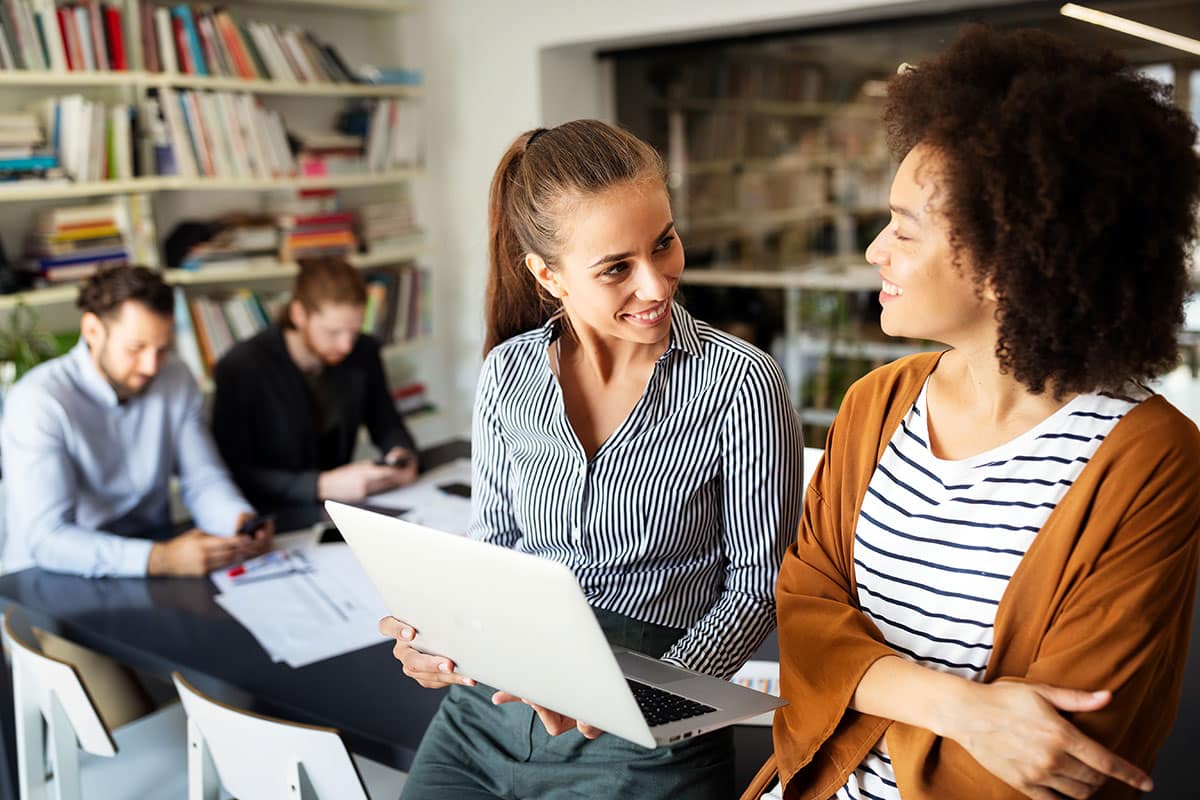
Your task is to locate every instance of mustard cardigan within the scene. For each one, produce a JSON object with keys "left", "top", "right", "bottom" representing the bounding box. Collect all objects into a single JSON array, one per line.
[{"left": 747, "top": 352, "right": 1200, "bottom": 800}]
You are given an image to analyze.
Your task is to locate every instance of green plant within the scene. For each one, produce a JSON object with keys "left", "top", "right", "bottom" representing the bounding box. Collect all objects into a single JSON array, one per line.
[{"left": 0, "top": 302, "right": 60, "bottom": 379}]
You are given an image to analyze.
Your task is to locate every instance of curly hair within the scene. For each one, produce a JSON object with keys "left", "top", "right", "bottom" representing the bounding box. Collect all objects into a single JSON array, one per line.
[
  {"left": 76, "top": 265, "right": 174, "bottom": 320},
  {"left": 884, "top": 25, "right": 1200, "bottom": 396}
]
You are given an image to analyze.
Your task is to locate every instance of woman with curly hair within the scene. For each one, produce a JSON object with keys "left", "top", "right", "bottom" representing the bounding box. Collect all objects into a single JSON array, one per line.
[{"left": 747, "top": 25, "right": 1200, "bottom": 800}]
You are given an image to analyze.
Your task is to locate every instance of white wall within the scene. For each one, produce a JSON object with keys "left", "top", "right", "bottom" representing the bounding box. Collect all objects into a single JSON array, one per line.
[{"left": 413, "top": 0, "right": 1017, "bottom": 434}]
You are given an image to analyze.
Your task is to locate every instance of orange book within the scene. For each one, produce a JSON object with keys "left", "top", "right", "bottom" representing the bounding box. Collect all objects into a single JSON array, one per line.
[
  {"left": 188, "top": 297, "right": 216, "bottom": 372},
  {"left": 213, "top": 11, "right": 254, "bottom": 79},
  {"left": 51, "top": 225, "right": 122, "bottom": 242}
]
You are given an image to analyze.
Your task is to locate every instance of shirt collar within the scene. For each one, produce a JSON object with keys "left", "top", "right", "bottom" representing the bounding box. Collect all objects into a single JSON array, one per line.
[
  {"left": 539, "top": 301, "right": 703, "bottom": 360},
  {"left": 70, "top": 338, "right": 122, "bottom": 408}
]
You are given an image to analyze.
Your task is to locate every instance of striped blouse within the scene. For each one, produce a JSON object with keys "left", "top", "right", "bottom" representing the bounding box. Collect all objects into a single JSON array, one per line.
[
  {"left": 468, "top": 303, "right": 804, "bottom": 679},
  {"left": 835, "top": 380, "right": 1141, "bottom": 800}
]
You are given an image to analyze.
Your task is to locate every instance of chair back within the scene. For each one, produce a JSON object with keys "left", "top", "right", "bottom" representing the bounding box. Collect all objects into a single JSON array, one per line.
[
  {"left": 3, "top": 606, "right": 117, "bottom": 800},
  {"left": 172, "top": 671, "right": 371, "bottom": 800}
]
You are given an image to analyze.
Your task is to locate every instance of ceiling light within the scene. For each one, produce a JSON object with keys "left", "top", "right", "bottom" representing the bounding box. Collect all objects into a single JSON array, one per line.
[{"left": 1060, "top": 3, "right": 1200, "bottom": 56}]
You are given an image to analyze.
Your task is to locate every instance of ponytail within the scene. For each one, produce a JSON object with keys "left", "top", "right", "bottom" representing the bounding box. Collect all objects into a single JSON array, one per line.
[
  {"left": 484, "top": 132, "right": 558, "bottom": 354},
  {"left": 483, "top": 120, "right": 666, "bottom": 355}
]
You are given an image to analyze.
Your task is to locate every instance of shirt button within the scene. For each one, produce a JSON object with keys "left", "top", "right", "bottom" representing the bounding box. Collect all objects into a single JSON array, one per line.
[
  {"left": 578, "top": 463, "right": 587, "bottom": 476},
  {"left": 571, "top": 526, "right": 582, "bottom": 544}
]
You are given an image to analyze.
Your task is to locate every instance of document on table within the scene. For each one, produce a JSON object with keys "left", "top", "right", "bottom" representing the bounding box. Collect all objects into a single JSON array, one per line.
[
  {"left": 366, "top": 456, "right": 473, "bottom": 534},
  {"left": 211, "top": 544, "right": 390, "bottom": 668}
]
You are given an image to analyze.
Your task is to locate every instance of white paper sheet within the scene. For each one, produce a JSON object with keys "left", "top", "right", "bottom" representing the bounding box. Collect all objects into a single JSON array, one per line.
[
  {"left": 211, "top": 543, "right": 390, "bottom": 668},
  {"left": 366, "top": 457, "right": 473, "bottom": 534}
]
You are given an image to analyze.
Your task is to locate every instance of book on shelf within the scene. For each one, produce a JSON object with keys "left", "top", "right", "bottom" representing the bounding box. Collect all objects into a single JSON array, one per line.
[
  {"left": 137, "top": 3, "right": 361, "bottom": 85},
  {"left": 23, "top": 198, "right": 132, "bottom": 283},
  {"left": 0, "top": 0, "right": 125, "bottom": 73},
  {"left": 364, "top": 263, "right": 429, "bottom": 345},
  {"left": 356, "top": 65, "right": 422, "bottom": 87},
  {"left": 363, "top": 98, "right": 421, "bottom": 170},
  {"left": 173, "top": 274, "right": 424, "bottom": 383},
  {"left": 391, "top": 381, "right": 433, "bottom": 417},
  {"left": 277, "top": 210, "right": 357, "bottom": 261},
  {"left": 148, "top": 87, "right": 293, "bottom": 180}
]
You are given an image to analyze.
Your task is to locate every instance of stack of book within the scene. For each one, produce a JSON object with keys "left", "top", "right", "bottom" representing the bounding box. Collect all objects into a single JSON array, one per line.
[
  {"left": 0, "top": 112, "right": 57, "bottom": 184},
  {"left": 24, "top": 201, "right": 129, "bottom": 284},
  {"left": 0, "top": 0, "right": 128, "bottom": 72},
  {"left": 356, "top": 196, "right": 418, "bottom": 253},
  {"left": 277, "top": 210, "right": 357, "bottom": 261},
  {"left": 31, "top": 95, "right": 134, "bottom": 182},
  {"left": 178, "top": 221, "right": 280, "bottom": 270},
  {"left": 144, "top": 87, "right": 294, "bottom": 179},
  {"left": 391, "top": 381, "right": 433, "bottom": 418},
  {"left": 145, "top": 2, "right": 358, "bottom": 84},
  {"left": 293, "top": 129, "right": 365, "bottom": 178}
]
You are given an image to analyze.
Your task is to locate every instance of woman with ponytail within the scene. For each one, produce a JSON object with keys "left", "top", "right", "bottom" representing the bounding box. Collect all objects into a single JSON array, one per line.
[{"left": 380, "top": 119, "right": 804, "bottom": 799}]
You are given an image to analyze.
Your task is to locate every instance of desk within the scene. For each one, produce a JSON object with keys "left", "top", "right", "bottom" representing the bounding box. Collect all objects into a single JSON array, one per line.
[
  {"left": 0, "top": 437, "right": 778, "bottom": 798},
  {"left": 0, "top": 440, "right": 470, "bottom": 799}
]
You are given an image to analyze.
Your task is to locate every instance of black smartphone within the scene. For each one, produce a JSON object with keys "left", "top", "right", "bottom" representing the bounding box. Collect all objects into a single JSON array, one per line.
[
  {"left": 438, "top": 481, "right": 471, "bottom": 499},
  {"left": 237, "top": 513, "right": 275, "bottom": 537},
  {"left": 375, "top": 453, "right": 414, "bottom": 469}
]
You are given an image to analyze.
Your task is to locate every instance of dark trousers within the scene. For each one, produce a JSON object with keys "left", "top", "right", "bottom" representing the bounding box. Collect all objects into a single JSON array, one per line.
[{"left": 400, "top": 608, "right": 736, "bottom": 800}]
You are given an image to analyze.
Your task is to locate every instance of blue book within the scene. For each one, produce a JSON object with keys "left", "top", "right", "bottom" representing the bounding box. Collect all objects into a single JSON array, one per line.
[
  {"left": 0, "top": 155, "right": 58, "bottom": 171},
  {"left": 39, "top": 249, "right": 128, "bottom": 270},
  {"left": 171, "top": 5, "right": 208, "bottom": 76}
]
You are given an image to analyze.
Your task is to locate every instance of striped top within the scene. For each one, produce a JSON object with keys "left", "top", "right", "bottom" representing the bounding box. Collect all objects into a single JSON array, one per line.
[
  {"left": 835, "top": 380, "right": 1142, "bottom": 800},
  {"left": 468, "top": 303, "right": 804, "bottom": 678}
]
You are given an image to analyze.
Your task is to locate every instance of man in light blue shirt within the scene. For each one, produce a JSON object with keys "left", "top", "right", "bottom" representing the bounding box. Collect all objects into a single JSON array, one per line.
[{"left": 1, "top": 266, "right": 271, "bottom": 578}]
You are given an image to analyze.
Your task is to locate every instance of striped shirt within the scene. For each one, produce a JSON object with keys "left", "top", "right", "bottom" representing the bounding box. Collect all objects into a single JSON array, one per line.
[
  {"left": 468, "top": 302, "right": 804, "bottom": 678},
  {"left": 834, "top": 380, "right": 1141, "bottom": 800}
]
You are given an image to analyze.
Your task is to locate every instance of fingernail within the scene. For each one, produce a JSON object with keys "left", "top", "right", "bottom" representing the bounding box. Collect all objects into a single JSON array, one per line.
[
  {"left": 1141, "top": 779, "right": 1154, "bottom": 791},
  {"left": 400, "top": 628, "right": 412, "bottom": 640},
  {"left": 437, "top": 662, "right": 449, "bottom": 673}
]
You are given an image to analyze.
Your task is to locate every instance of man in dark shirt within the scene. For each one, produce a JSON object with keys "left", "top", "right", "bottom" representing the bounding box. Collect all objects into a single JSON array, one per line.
[{"left": 212, "top": 256, "right": 418, "bottom": 512}]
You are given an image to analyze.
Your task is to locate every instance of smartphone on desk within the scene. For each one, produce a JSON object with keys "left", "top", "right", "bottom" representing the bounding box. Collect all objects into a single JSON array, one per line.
[
  {"left": 237, "top": 513, "right": 275, "bottom": 537},
  {"left": 438, "top": 482, "right": 471, "bottom": 499}
]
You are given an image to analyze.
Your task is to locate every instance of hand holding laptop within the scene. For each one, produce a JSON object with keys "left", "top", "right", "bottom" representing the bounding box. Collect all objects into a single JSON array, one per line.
[
  {"left": 379, "top": 615, "right": 605, "bottom": 739},
  {"left": 492, "top": 690, "right": 605, "bottom": 739},
  {"left": 378, "top": 616, "right": 476, "bottom": 689}
]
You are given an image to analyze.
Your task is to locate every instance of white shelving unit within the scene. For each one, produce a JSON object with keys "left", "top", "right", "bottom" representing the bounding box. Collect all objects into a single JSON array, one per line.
[
  {"left": 0, "top": 0, "right": 441, "bottom": 436},
  {"left": 681, "top": 261, "right": 934, "bottom": 430}
]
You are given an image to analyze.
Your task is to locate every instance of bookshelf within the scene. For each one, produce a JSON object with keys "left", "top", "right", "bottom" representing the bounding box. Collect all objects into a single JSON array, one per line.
[
  {"left": 616, "top": 45, "right": 901, "bottom": 444},
  {"left": 0, "top": 0, "right": 444, "bottom": 438}
]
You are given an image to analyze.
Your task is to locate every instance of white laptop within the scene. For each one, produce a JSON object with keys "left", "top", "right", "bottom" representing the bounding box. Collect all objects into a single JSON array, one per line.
[{"left": 325, "top": 501, "right": 787, "bottom": 749}]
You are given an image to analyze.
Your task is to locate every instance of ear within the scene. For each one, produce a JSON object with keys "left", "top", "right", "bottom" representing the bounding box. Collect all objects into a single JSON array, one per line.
[
  {"left": 79, "top": 311, "right": 104, "bottom": 350},
  {"left": 288, "top": 299, "right": 308, "bottom": 328},
  {"left": 525, "top": 253, "right": 566, "bottom": 299},
  {"left": 981, "top": 276, "right": 999, "bottom": 303}
]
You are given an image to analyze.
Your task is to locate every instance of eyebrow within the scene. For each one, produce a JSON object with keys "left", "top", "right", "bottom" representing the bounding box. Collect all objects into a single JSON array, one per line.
[
  {"left": 587, "top": 221, "right": 676, "bottom": 270},
  {"left": 890, "top": 204, "right": 920, "bottom": 222}
]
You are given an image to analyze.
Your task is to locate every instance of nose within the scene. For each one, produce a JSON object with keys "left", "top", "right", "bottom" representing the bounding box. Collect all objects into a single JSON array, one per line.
[
  {"left": 865, "top": 227, "right": 889, "bottom": 268},
  {"left": 633, "top": 260, "right": 671, "bottom": 301},
  {"left": 139, "top": 349, "right": 162, "bottom": 377}
]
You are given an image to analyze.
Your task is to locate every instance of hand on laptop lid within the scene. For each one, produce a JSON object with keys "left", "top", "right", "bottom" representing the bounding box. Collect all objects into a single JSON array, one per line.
[{"left": 378, "top": 616, "right": 475, "bottom": 690}]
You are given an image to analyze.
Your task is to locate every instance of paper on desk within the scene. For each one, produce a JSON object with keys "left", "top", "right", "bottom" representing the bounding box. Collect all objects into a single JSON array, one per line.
[
  {"left": 730, "top": 660, "right": 780, "bottom": 726},
  {"left": 367, "top": 457, "right": 473, "bottom": 534},
  {"left": 212, "top": 544, "right": 390, "bottom": 668}
]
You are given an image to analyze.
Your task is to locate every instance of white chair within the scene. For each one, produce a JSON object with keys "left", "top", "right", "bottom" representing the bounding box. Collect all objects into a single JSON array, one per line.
[
  {"left": 172, "top": 671, "right": 406, "bottom": 800},
  {"left": 2, "top": 606, "right": 187, "bottom": 800}
]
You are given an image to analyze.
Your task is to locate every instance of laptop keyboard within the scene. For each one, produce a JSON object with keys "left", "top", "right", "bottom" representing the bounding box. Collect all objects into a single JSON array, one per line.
[{"left": 626, "top": 679, "right": 716, "bottom": 726}]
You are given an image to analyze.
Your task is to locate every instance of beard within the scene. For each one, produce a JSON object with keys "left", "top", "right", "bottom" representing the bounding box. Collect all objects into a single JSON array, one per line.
[{"left": 96, "top": 345, "right": 153, "bottom": 401}]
